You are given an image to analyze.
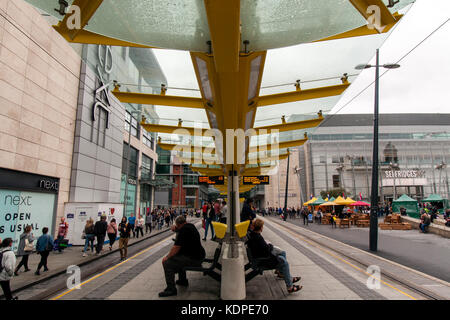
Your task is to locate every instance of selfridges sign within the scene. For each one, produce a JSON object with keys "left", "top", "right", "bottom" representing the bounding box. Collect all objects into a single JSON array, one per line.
[
  {"left": 91, "top": 45, "right": 114, "bottom": 128},
  {"left": 384, "top": 170, "right": 426, "bottom": 179}
]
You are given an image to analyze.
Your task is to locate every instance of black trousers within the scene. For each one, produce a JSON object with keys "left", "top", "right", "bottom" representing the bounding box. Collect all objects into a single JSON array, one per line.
[
  {"left": 37, "top": 250, "right": 50, "bottom": 271},
  {"left": 16, "top": 254, "right": 30, "bottom": 271},
  {"left": 96, "top": 235, "right": 105, "bottom": 253},
  {"left": 162, "top": 255, "right": 202, "bottom": 290},
  {"left": 108, "top": 233, "right": 116, "bottom": 247},
  {"left": 135, "top": 226, "right": 144, "bottom": 238},
  {"left": 145, "top": 223, "right": 152, "bottom": 233},
  {"left": 0, "top": 280, "right": 12, "bottom": 300}
]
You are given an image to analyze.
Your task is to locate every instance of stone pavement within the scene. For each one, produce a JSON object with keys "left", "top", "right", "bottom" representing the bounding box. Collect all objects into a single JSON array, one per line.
[
  {"left": 51, "top": 217, "right": 450, "bottom": 300},
  {"left": 9, "top": 225, "right": 172, "bottom": 293}
]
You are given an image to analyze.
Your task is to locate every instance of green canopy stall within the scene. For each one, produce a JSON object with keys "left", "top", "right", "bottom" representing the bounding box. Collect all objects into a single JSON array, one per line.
[
  {"left": 421, "top": 194, "right": 449, "bottom": 214},
  {"left": 392, "top": 194, "right": 420, "bottom": 218},
  {"left": 311, "top": 198, "right": 326, "bottom": 206}
]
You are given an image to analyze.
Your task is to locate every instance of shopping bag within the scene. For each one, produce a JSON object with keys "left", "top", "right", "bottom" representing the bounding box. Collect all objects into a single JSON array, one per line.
[{"left": 202, "top": 219, "right": 205, "bottom": 229}]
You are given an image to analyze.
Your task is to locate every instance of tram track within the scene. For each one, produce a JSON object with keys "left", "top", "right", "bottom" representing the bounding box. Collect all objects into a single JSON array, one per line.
[{"left": 266, "top": 216, "right": 448, "bottom": 300}]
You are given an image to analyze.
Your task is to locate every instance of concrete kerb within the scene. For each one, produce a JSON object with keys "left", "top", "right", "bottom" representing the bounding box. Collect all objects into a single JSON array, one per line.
[
  {"left": 402, "top": 216, "right": 450, "bottom": 239},
  {"left": 1, "top": 227, "right": 172, "bottom": 299},
  {"left": 263, "top": 216, "right": 450, "bottom": 295}
]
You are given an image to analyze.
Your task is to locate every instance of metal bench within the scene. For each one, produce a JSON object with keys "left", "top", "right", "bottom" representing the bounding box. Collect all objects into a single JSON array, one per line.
[
  {"left": 244, "top": 245, "right": 278, "bottom": 283},
  {"left": 183, "top": 242, "right": 222, "bottom": 282}
]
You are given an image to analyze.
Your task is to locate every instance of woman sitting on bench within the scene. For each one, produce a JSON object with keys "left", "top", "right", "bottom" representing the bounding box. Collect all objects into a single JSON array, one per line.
[{"left": 247, "top": 219, "right": 302, "bottom": 293}]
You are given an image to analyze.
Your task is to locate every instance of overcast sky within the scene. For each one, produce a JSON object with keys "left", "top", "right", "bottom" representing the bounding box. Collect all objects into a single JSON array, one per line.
[{"left": 152, "top": 0, "right": 450, "bottom": 127}]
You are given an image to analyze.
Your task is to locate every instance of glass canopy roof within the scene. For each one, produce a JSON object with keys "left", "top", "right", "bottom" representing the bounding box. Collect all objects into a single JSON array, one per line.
[{"left": 25, "top": 0, "right": 414, "bottom": 51}]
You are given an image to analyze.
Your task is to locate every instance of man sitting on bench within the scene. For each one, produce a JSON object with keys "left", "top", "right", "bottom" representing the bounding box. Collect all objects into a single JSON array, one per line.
[
  {"left": 247, "top": 219, "right": 302, "bottom": 294},
  {"left": 159, "top": 216, "right": 206, "bottom": 297}
]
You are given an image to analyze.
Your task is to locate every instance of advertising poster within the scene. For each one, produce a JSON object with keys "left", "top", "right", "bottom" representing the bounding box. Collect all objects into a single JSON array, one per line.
[{"left": 0, "top": 189, "right": 55, "bottom": 251}]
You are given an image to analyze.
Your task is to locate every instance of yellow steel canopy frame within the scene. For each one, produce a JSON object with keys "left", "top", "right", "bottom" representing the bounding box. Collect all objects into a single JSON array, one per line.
[{"left": 49, "top": 0, "right": 404, "bottom": 189}]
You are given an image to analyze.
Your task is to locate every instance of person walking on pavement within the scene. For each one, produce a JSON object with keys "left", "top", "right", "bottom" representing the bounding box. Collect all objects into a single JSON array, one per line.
[
  {"left": 94, "top": 214, "right": 108, "bottom": 255},
  {"left": 118, "top": 216, "right": 132, "bottom": 261},
  {"left": 35, "top": 227, "right": 54, "bottom": 275},
  {"left": 128, "top": 213, "right": 136, "bottom": 238},
  {"left": 107, "top": 218, "right": 118, "bottom": 251},
  {"left": 0, "top": 238, "right": 18, "bottom": 300},
  {"left": 82, "top": 218, "right": 95, "bottom": 257},
  {"left": 135, "top": 215, "right": 145, "bottom": 238},
  {"left": 220, "top": 200, "right": 228, "bottom": 224},
  {"left": 145, "top": 211, "right": 152, "bottom": 234},
  {"left": 14, "top": 225, "right": 35, "bottom": 275},
  {"left": 202, "top": 202, "right": 216, "bottom": 241},
  {"left": 56, "top": 217, "right": 69, "bottom": 253}
]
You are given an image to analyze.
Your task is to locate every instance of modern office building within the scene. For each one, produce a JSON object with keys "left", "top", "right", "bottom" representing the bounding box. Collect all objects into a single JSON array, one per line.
[
  {"left": 299, "top": 113, "right": 450, "bottom": 204},
  {"left": 65, "top": 43, "right": 166, "bottom": 244},
  {"left": 0, "top": 0, "right": 167, "bottom": 245},
  {"left": 154, "top": 145, "right": 209, "bottom": 209}
]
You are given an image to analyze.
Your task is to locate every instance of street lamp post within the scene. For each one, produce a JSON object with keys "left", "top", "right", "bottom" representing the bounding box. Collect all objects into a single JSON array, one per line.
[
  {"left": 294, "top": 166, "right": 304, "bottom": 206},
  {"left": 389, "top": 162, "right": 399, "bottom": 200},
  {"left": 284, "top": 149, "right": 290, "bottom": 213},
  {"left": 355, "top": 49, "right": 400, "bottom": 252}
]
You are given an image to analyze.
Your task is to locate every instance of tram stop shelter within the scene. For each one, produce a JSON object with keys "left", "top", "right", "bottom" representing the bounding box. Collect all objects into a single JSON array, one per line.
[
  {"left": 25, "top": 0, "right": 415, "bottom": 300},
  {"left": 392, "top": 194, "right": 420, "bottom": 218}
]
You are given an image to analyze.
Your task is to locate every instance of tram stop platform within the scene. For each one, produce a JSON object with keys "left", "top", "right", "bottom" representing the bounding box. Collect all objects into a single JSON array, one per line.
[{"left": 38, "top": 216, "right": 450, "bottom": 301}]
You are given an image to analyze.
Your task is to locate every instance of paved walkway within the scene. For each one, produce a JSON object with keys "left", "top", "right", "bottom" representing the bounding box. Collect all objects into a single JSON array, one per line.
[
  {"left": 49, "top": 217, "right": 450, "bottom": 300},
  {"left": 269, "top": 215, "right": 450, "bottom": 282},
  {"left": 9, "top": 225, "right": 172, "bottom": 293}
]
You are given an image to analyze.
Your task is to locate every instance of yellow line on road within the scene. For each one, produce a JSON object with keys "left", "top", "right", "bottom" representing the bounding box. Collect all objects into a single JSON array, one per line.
[
  {"left": 51, "top": 234, "right": 173, "bottom": 300},
  {"left": 268, "top": 219, "right": 419, "bottom": 300}
]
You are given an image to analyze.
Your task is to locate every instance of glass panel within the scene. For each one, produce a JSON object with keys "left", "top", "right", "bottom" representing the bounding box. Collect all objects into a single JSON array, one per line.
[
  {"left": 241, "top": 0, "right": 413, "bottom": 51},
  {"left": 248, "top": 55, "right": 262, "bottom": 101},
  {"left": 84, "top": 0, "right": 210, "bottom": 51},
  {"left": 26, "top": 0, "right": 413, "bottom": 51}
]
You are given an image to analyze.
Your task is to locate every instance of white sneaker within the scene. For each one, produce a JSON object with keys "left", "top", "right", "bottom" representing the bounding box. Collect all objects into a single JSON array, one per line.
[{"left": 82, "top": 253, "right": 86, "bottom": 257}]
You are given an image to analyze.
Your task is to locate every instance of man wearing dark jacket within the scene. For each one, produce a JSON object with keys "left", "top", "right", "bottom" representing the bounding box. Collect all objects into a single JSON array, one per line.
[
  {"left": 240, "top": 198, "right": 256, "bottom": 223},
  {"left": 94, "top": 214, "right": 108, "bottom": 255}
]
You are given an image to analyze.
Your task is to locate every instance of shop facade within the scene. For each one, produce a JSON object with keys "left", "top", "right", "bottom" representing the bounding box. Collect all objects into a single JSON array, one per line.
[{"left": 0, "top": 0, "right": 81, "bottom": 244}]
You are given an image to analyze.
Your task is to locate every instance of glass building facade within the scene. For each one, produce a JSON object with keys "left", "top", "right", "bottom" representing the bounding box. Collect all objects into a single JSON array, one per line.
[{"left": 299, "top": 114, "right": 450, "bottom": 204}]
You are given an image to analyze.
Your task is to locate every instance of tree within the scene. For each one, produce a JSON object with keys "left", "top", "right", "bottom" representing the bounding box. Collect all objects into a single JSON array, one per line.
[{"left": 320, "top": 188, "right": 348, "bottom": 199}]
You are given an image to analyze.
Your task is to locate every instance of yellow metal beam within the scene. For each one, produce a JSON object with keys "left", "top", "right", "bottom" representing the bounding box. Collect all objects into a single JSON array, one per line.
[
  {"left": 314, "top": 14, "right": 403, "bottom": 42},
  {"left": 349, "top": 0, "right": 398, "bottom": 32},
  {"left": 140, "top": 123, "right": 208, "bottom": 136},
  {"left": 255, "top": 114, "right": 324, "bottom": 134},
  {"left": 247, "top": 152, "right": 290, "bottom": 164},
  {"left": 179, "top": 152, "right": 289, "bottom": 166},
  {"left": 112, "top": 90, "right": 204, "bottom": 109},
  {"left": 258, "top": 83, "right": 350, "bottom": 107},
  {"left": 248, "top": 137, "right": 308, "bottom": 153},
  {"left": 204, "top": 0, "right": 241, "bottom": 73},
  {"left": 53, "top": 27, "right": 153, "bottom": 47},
  {"left": 158, "top": 137, "right": 307, "bottom": 156},
  {"left": 55, "top": 0, "right": 104, "bottom": 40},
  {"left": 158, "top": 143, "right": 216, "bottom": 154},
  {"left": 190, "top": 168, "right": 224, "bottom": 176}
]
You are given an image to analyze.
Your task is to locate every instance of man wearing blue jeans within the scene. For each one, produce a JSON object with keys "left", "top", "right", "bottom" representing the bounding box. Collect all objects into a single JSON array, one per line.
[{"left": 247, "top": 219, "right": 302, "bottom": 293}]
